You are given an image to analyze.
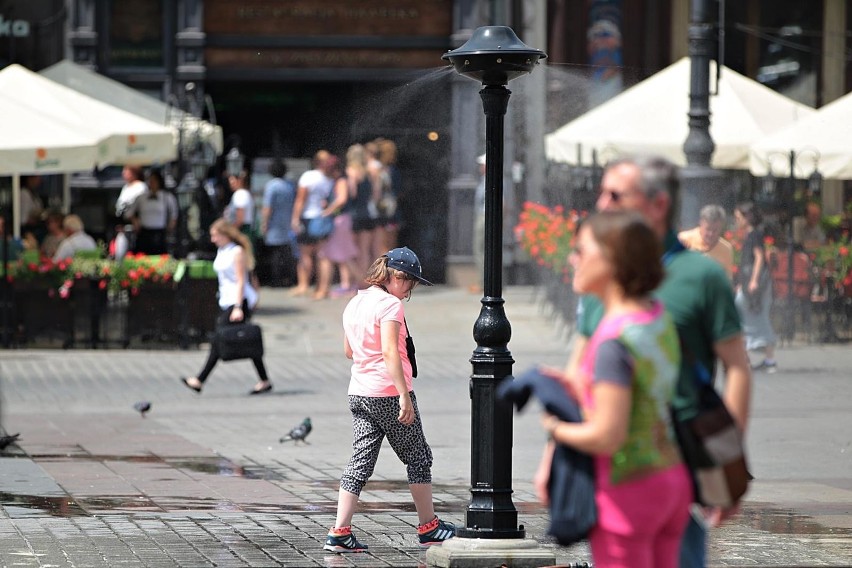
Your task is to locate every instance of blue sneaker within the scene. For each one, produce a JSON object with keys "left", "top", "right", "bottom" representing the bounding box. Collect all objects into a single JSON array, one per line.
[
  {"left": 418, "top": 517, "right": 456, "bottom": 547},
  {"left": 323, "top": 528, "right": 368, "bottom": 553}
]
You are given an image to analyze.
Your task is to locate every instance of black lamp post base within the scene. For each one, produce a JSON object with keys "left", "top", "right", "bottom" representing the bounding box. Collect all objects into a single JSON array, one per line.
[{"left": 455, "top": 526, "right": 525, "bottom": 539}]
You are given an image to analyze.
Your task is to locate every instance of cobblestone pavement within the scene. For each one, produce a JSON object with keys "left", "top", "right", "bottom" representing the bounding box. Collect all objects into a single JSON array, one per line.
[{"left": 1, "top": 286, "right": 851, "bottom": 567}]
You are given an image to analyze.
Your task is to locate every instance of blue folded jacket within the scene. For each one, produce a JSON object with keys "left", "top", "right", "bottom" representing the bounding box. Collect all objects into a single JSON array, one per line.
[{"left": 498, "top": 366, "right": 596, "bottom": 546}]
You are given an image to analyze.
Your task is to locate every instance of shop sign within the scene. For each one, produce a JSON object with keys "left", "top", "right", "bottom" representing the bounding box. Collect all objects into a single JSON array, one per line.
[
  {"left": 205, "top": 0, "right": 451, "bottom": 37},
  {"left": 206, "top": 47, "right": 443, "bottom": 69},
  {"left": 33, "top": 148, "right": 59, "bottom": 170},
  {"left": 0, "top": 14, "right": 30, "bottom": 37},
  {"left": 127, "top": 134, "right": 147, "bottom": 155}
]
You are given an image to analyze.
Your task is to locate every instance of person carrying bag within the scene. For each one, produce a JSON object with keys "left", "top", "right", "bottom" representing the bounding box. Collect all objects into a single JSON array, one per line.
[
  {"left": 180, "top": 218, "right": 273, "bottom": 396},
  {"left": 216, "top": 319, "right": 264, "bottom": 362}
]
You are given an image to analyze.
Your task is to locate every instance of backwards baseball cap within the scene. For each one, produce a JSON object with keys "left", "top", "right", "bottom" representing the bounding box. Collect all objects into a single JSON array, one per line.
[{"left": 385, "top": 246, "right": 433, "bottom": 286}]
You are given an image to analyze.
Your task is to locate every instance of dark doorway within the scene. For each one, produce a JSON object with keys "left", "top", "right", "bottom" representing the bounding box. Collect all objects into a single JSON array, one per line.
[{"left": 207, "top": 79, "right": 452, "bottom": 282}]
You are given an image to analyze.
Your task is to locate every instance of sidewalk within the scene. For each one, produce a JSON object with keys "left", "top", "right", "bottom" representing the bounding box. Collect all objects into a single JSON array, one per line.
[{"left": 1, "top": 286, "right": 851, "bottom": 567}]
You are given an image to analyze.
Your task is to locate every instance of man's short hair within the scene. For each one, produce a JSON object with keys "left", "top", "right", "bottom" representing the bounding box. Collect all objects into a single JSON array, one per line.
[
  {"left": 699, "top": 204, "right": 726, "bottom": 225},
  {"left": 63, "top": 214, "right": 84, "bottom": 233},
  {"left": 605, "top": 155, "right": 680, "bottom": 228},
  {"left": 269, "top": 159, "right": 287, "bottom": 179}
]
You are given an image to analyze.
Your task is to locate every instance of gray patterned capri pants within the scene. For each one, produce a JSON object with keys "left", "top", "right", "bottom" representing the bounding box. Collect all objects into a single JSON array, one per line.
[{"left": 340, "top": 392, "right": 433, "bottom": 496}]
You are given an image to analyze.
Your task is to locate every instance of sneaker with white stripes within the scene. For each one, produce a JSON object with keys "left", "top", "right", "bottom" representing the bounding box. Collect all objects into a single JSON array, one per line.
[
  {"left": 417, "top": 517, "right": 456, "bottom": 547},
  {"left": 323, "top": 528, "right": 368, "bottom": 553}
]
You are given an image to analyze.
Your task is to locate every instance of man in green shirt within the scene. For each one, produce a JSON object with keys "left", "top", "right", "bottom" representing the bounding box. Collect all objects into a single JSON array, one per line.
[{"left": 535, "top": 156, "right": 751, "bottom": 568}]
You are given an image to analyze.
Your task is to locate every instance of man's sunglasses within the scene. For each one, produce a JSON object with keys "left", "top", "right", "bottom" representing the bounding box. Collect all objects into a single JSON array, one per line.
[{"left": 597, "top": 189, "right": 639, "bottom": 203}]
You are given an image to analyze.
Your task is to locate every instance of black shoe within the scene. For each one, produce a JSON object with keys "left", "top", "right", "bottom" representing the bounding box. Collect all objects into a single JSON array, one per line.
[
  {"left": 181, "top": 377, "right": 202, "bottom": 393},
  {"left": 249, "top": 382, "right": 272, "bottom": 395}
]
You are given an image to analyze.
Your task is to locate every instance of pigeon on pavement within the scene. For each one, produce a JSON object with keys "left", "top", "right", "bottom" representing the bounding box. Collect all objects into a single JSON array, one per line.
[
  {"left": 279, "top": 417, "right": 312, "bottom": 444},
  {"left": 0, "top": 433, "right": 20, "bottom": 450},
  {"left": 133, "top": 401, "right": 152, "bottom": 417}
]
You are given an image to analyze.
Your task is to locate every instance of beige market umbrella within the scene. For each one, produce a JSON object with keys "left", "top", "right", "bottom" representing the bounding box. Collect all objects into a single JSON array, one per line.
[
  {"left": 0, "top": 64, "right": 177, "bottom": 167},
  {"left": 545, "top": 57, "right": 814, "bottom": 169},
  {"left": 41, "top": 60, "right": 224, "bottom": 157},
  {"left": 750, "top": 89, "right": 852, "bottom": 179},
  {"left": 0, "top": 92, "right": 102, "bottom": 237},
  {"left": 0, "top": 96, "right": 100, "bottom": 175}
]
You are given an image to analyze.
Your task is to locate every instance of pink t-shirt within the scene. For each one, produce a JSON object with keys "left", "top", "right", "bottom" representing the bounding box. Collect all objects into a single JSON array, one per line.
[{"left": 342, "top": 286, "right": 413, "bottom": 397}]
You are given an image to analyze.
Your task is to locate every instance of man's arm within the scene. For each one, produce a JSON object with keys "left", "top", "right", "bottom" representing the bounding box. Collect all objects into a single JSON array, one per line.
[
  {"left": 714, "top": 333, "right": 751, "bottom": 432},
  {"left": 291, "top": 186, "right": 307, "bottom": 232},
  {"left": 261, "top": 206, "right": 271, "bottom": 236}
]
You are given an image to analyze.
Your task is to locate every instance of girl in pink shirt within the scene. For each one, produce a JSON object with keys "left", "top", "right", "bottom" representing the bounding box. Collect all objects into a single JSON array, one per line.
[{"left": 324, "top": 247, "right": 455, "bottom": 553}]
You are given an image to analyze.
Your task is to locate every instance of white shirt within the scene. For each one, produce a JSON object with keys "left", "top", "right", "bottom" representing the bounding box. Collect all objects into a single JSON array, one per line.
[
  {"left": 129, "top": 190, "right": 178, "bottom": 230},
  {"left": 214, "top": 242, "right": 258, "bottom": 309},
  {"left": 54, "top": 231, "right": 97, "bottom": 261},
  {"left": 115, "top": 180, "right": 148, "bottom": 219},
  {"left": 297, "top": 169, "right": 333, "bottom": 219},
  {"left": 226, "top": 188, "right": 255, "bottom": 226}
]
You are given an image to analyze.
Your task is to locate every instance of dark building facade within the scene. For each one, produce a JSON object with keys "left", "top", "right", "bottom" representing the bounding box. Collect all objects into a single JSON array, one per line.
[
  {"left": 2, "top": 1, "right": 846, "bottom": 279},
  {"left": 63, "top": 0, "right": 457, "bottom": 279},
  {"left": 0, "top": 0, "right": 66, "bottom": 70}
]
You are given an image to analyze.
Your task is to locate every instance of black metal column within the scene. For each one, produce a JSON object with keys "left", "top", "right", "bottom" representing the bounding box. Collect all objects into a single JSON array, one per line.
[
  {"left": 683, "top": 0, "right": 715, "bottom": 168},
  {"left": 680, "top": 0, "right": 723, "bottom": 229},
  {"left": 441, "top": 25, "right": 544, "bottom": 541},
  {"left": 785, "top": 151, "right": 797, "bottom": 341},
  {"left": 457, "top": 84, "right": 523, "bottom": 539}
]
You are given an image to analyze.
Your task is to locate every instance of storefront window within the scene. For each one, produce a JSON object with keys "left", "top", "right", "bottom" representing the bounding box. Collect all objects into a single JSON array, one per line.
[
  {"left": 108, "top": 0, "right": 164, "bottom": 68},
  {"left": 754, "top": 0, "right": 822, "bottom": 107}
]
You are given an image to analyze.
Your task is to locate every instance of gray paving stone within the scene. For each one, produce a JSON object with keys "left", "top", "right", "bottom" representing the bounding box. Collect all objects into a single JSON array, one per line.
[{"left": 1, "top": 287, "right": 851, "bottom": 566}]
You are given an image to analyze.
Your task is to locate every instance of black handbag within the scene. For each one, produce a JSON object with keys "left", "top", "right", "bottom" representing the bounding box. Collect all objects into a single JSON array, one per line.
[
  {"left": 672, "top": 350, "right": 752, "bottom": 508},
  {"left": 217, "top": 322, "right": 264, "bottom": 362},
  {"left": 404, "top": 318, "right": 417, "bottom": 378}
]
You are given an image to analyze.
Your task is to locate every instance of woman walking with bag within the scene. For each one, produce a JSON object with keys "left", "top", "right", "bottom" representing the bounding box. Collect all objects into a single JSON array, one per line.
[
  {"left": 542, "top": 211, "right": 691, "bottom": 568},
  {"left": 324, "top": 247, "right": 455, "bottom": 553},
  {"left": 181, "top": 218, "right": 272, "bottom": 396}
]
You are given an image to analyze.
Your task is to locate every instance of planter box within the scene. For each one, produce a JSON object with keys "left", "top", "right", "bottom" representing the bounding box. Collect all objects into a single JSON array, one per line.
[
  {"left": 70, "top": 278, "right": 109, "bottom": 348},
  {"left": 12, "top": 282, "right": 74, "bottom": 347},
  {"left": 178, "top": 277, "right": 218, "bottom": 348},
  {"left": 125, "top": 282, "right": 178, "bottom": 343}
]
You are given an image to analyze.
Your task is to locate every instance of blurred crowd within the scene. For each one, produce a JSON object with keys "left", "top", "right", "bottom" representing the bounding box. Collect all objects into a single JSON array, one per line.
[
  {"left": 199, "top": 137, "right": 403, "bottom": 299},
  {"left": 2, "top": 175, "right": 100, "bottom": 262},
  {"left": 254, "top": 138, "right": 402, "bottom": 299},
  {"left": 678, "top": 198, "right": 852, "bottom": 352},
  {"left": 4, "top": 137, "right": 404, "bottom": 302}
]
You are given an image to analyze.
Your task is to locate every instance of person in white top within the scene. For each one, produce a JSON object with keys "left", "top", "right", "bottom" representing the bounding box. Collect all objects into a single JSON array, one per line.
[
  {"left": 290, "top": 149, "right": 336, "bottom": 299},
  {"left": 225, "top": 169, "right": 255, "bottom": 234},
  {"left": 181, "top": 218, "right": 271, "bottom": 396},
  {"left": 115, "top": 166, "right": 148, "bottom": 220},
  {"left": 53, "top": 214, "right": 97, "bottom": 261},
  {"left": 128, "top": 170, "right": 178, "bottom": 255}
]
